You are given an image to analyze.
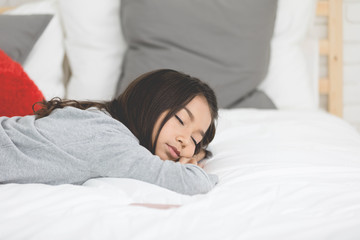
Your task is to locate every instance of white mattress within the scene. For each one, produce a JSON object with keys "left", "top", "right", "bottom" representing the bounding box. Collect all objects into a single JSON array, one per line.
[{"left": 1, "top": 109, "right": 360, "bottom": 240}]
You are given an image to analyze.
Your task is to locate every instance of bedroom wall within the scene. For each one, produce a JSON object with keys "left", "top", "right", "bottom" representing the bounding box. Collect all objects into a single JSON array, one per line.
[
  {"left": 316, "top": 0, "right": 360, "bottom": 133},
  {"left": 343, "top": 0, "right": 360, "bottom": 133},
  {"left": 1, "top": 0, "right": 359, "bottom": 133}
]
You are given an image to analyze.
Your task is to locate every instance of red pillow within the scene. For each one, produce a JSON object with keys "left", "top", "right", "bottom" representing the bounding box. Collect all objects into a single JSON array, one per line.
[{"left": 0, "top": 50, "right": 44, "bottom": 117}]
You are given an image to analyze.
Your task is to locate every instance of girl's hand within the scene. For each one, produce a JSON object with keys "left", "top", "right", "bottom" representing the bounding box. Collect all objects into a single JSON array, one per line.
[{"left": 178, "top": 149, "right": 207, "bottom": 168}]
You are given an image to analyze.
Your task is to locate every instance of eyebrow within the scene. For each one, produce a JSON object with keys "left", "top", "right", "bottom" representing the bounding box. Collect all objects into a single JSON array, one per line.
[{"left": 184, "top": 107, "right": 205, "bottom": 137}]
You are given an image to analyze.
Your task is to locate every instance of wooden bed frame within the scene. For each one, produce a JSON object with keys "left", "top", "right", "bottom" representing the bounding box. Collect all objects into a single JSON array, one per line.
[
  {"left": 1, "top": 0, "right": 343, "bottom": 117},
  {"left": 317, "top": 0, "right": 343, "bottom": 117},
  {"left": 0, "top": 7, "right": 13, "bottom": 13}
]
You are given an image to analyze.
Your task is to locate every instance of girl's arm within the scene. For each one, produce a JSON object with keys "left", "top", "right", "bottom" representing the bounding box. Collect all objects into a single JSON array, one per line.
[{"left": 92, "top": 134, "right": 218, "bottom": 196}]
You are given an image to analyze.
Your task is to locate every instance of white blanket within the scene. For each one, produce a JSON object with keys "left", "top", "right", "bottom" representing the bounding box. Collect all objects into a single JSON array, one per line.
[{"left": 1, "top": 109, "right": 360, "bottom": 240}]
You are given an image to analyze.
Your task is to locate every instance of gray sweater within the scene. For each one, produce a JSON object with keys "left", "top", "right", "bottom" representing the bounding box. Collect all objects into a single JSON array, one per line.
[{"left": 0, "top": 107, "right": 218, "bottom": 195}]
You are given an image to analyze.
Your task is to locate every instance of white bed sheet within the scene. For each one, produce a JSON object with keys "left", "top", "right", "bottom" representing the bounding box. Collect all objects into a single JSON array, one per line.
[{"left": 1, "top": 109, "right": 360, "bottom": 240}]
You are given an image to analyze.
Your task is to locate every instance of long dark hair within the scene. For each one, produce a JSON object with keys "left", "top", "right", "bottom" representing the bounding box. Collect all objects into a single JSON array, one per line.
[{"left": 34, "top": 69, "right": 218, "bottom": 155}]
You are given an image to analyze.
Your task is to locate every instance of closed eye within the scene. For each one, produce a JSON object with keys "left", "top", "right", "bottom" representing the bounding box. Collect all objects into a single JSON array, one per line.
[
  {"left": 175, "top": 115, "right": 184, "bottom": 125},
  {"left": 175, "top": 115, "right": 197, "bottom": 145}
]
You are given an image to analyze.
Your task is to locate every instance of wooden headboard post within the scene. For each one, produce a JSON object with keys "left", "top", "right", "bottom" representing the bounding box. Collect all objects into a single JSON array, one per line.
[
  {"left": 0, "top": 7, "right": 14, "bottom": 13},
  {"left": 317, "top": 0, "right": 343, "bottom": 117}
]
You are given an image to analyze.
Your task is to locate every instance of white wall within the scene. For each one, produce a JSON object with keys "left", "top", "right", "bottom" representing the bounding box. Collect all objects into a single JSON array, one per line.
[
  {"left": 343, "top": 0, "right": 360, "bottom": 133},
  {"left": 1, "top": 0, "right": 359, "bottom": 133},
  {"left": 315, "top": 0, "right": 360, "bottom": 133}
]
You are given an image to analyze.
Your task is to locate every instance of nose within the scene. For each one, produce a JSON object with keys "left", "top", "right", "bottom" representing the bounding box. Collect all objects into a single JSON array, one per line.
[{"left": 176, "top": 135, "right": 190, "bottom": 148}]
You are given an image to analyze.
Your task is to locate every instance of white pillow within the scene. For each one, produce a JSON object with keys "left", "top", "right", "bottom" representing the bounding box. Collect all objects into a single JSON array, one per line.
[
  {"left": 58, "top": 0, "right": 126, "bottom": 101},
  {"left": 5, "top": 0, "right": 66, "bottom": 100},
  {"left": 258, "top": 0, "right": 318, "bottom": 110}
]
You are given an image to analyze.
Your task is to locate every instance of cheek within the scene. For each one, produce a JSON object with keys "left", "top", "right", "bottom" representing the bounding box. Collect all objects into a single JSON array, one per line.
[
  {"left": 153, "top": 123, "right": 169, "bottom": 148},
  {"left": 154, "top": 132, "right": 164, "bottom": 154},
  {"left": 159, "top": 121, "right": 177, "bottom": 139},
  {"left": 183, "top": 146, "right": 196, "bottom": 158},
  {"left": 153, "top": 125, "right": 170, "bottom": 155},
  {"left": 154, "top": 136, "right": 166, "bottom": 160}
]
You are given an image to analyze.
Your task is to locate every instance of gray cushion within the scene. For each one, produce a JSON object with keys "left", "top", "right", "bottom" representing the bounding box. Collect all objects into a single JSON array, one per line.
[
  {"left": 0, "top": 14, "right": 53, "bottom": 65},
  {"left": 116, "top": 0, "right": 277, "bottom": 109}
]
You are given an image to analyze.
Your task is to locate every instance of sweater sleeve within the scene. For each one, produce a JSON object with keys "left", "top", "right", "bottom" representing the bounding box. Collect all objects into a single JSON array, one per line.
[
  {"left": 12, "top": 107, "right": 219, "bottom": 195},
  {"left": 0, "top": 108, "right": 218, "bottom": 192},
  {"left": 91, "top": 124, "right": 218, "bottom": 195}
]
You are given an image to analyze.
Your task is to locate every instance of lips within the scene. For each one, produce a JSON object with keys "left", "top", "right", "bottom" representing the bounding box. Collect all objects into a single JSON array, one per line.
[{"left": 167, "top": 144, "right": 180, "bottom": 159}]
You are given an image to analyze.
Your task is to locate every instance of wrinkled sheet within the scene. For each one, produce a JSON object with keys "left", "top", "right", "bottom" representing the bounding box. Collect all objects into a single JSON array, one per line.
[{"left": 1, "top": 109, "right": 360, "bottom": 240}]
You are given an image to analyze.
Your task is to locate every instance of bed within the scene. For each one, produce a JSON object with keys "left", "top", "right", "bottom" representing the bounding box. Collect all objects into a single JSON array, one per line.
[{"left": 1, "top": 0, "right": 360, "bottom": 239}]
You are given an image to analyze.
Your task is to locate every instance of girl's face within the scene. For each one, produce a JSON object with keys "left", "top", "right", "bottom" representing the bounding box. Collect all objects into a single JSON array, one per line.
[{"left": 152, "top": 95, "right": 212, "bottom": 161}]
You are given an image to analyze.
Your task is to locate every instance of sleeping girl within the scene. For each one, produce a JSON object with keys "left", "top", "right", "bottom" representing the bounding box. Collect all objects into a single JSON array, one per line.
[{"left": 0, "top": 69, "right": 218, "bottom": 195}]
